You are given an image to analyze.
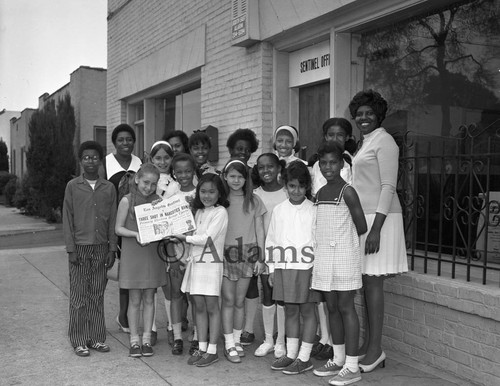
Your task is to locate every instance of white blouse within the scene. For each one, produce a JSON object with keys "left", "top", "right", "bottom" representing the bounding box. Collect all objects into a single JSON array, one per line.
[{"left": 265, "top": 199, "right": 315, "bottom": 273}]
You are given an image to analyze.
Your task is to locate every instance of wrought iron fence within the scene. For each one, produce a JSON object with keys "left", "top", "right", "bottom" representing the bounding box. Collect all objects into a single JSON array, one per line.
[{"left": 397, "top": 121, "right": 500, "bottom": 286}]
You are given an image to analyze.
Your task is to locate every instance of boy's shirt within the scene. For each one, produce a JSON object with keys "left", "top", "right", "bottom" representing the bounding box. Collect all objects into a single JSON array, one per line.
[{"left": 63, "top": 175, "right": 118, "bottom": 253}]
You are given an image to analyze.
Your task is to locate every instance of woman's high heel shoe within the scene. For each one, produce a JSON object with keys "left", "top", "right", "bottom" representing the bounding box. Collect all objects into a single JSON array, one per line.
[{"left": 359, "top": 351, "right": 386, "bottom": 373}]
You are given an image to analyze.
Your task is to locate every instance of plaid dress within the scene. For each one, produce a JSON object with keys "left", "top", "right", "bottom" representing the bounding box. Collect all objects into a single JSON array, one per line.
[{"left": 312, "top": 184, "right": 362, "bottom": 291}]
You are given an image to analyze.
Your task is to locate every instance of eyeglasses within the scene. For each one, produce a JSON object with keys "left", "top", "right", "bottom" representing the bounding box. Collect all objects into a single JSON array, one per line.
[{"left": 81, "top": 155, "right": 100, "bottom": 162}]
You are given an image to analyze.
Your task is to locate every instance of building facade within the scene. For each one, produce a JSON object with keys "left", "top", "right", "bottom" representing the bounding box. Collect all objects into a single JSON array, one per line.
[
  {"left": 107, "top": 1, "right": 500, "bottom": 384},
  {"left": 10, "top": 66, "right": 107, "bottom": 178},
  {"left": 0, "top": 110, "right": 20, "bottom": 170},
  {"left": 9, "top": 108, "right": 35, "bottom": 178}
]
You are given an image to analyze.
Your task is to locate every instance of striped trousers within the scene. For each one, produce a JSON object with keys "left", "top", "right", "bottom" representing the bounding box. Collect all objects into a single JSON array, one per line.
[{"left": 68, "top": 244, "right": 108, "bottom": 347}]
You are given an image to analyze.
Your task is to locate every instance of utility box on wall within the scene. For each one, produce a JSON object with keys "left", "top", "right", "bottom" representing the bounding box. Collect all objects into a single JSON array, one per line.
[
  {"left": 205, "top": 125, "right": 219, "bottom": 163},
  {"left": 231, "top": 0, "right": 260, "bottom": 47}
]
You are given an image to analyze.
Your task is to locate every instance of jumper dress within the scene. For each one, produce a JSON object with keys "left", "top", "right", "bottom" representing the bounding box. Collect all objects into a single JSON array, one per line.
[
  {"left": 312, "top": 183, "right": 362, "bottom": 291},
  {"left": 119, "top": 193, "right": 168, "bottom": 289}
]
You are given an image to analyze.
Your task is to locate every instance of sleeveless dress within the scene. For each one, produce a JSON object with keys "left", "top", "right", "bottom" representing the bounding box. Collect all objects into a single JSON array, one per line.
[
  {"left": 119, "top": 193, "right": 167, "bottom": 289},
  {"left": 312, "top": 184, "right": 362, "bottom": 291}
]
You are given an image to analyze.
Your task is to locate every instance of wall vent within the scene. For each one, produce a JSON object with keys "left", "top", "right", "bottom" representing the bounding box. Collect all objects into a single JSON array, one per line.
[{"left": 231, "top": 0, "right": 260, "bottom": 47}]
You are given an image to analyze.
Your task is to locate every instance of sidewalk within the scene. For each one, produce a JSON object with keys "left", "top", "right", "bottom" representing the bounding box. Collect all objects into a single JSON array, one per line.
[
  {"left": 0, "top": 206, "right": 55, "bottom": 236},
  {"left": 0, "top": 206, "right": 468, "bottom": 386}
]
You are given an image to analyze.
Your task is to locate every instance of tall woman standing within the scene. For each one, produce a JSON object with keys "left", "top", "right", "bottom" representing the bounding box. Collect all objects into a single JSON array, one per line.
[
  {"left": 349, "top": 90, "right": 408, "bottom": 373},
  {"left": 99, "top": 124, "right": 142, "bottom": 335}
]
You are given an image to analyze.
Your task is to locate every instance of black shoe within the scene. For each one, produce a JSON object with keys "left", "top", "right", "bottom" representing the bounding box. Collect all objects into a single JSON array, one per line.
[
  {"left": 315, "top": 343, "right": 333, "bottom": 360},
  {"left": 311, "top": 342, "right": 324, "bottom": 358},
  {"left": 129, "top": 344, "right": 141, "bottom": 358},
  {"left": 172, "top": 339, "right": 183, "bottom": 355},
  {"left": 189, "top": 340, "right": 199, "bottom": 355},
  {"left": 142, "top": 343, "right": 153, "bottom": 357},
  {"left": 240, "top": 331, "right": 255, "bottom": 346}
]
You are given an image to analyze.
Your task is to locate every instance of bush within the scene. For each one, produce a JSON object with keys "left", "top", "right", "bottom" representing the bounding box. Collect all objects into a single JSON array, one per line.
[
  {"left": 13, "top": 175, "right": 33, "bottom": 214},
  {"left": 3, "top": 176, "right": 18, "bottom": 206},
  {"left": 0, "top": 172, "right": 17, "bottom": 193},
  {"left": 25, "top": 94, "right": 75, "bottom": 222}
]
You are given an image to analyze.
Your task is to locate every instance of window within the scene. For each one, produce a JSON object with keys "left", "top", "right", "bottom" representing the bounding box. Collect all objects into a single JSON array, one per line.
[
  {"left": 94, "top": 126, "right": 106, "bottom": 151},
  {"left": 355, "top": 0, "right": 500, "bottom": 284},
  {"left": 160, "top": 86, "right": 201, "bottom": 137},
  {"left": 130, "top": 102, "right": 145, "bottom": 160},
  {"left": 125, "top": 83, "right": 201, "bottom": 161}
]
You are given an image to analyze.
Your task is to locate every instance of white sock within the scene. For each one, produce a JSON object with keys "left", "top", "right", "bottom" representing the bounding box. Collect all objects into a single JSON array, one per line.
[
  {"left": 130, "top": 334, "right": 140, "bottom": 346},
  {"left": 333, "top": 344, "right": 346, "bottom": 366},
  {"left": 164, "top": 299, "right": 172, "bottom": 329},
  {"left": 297, "top": 341, "right": 313, "bottom": 362},
  {"left": 345, "top": 355, "right": 359, "bottom": 372},
  {"left": 173, "top": 322, "right": 182, "bottom": 340},
  {"left": 276, "top": 305, "right": 286, "bottom": 345},
  {"left": 318, "top": 302, "right": 329, "bottom": 345},
  {"left": 207, "top": 343, "right": 217, "bottom": 354},
  {"left": 192, "top": 326, "right": 198, "bottom": 341},
  {"left": 224, "top": 333, "right": 237, "bottom": 354},
  {"left": 286, "top": 337, "right": 299, "bottom": 360},
  {"left": 262, "top": 305, "right": 275, "bottom": 345},
  {"left": 142, "top": 332, "right": 151, "bottom": 345},
  {"left": 233, "top": 328, "right": 242, "bottom": 344},
  {"left": 199, "top": 341, "right": 208, "bottom": 352},
  {"left": 327, "top": 335, "right": 333, "bottom": 346},
  {"left": 243, "top": 297, "right": 258, "bottom": 333}
]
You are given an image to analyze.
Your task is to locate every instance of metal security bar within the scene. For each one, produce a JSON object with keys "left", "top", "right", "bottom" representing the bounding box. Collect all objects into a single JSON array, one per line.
[{"left": 398, "top": 121, "right": 500, "bottom": 286}]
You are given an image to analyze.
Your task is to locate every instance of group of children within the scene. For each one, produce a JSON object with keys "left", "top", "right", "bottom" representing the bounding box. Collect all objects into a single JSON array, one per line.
[{"left": 64, "top": 118, "right": 367, "bottom": 385}]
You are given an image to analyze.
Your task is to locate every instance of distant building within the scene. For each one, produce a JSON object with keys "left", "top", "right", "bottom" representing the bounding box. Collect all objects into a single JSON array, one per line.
[
  {"left": 10, "top": 66, "right": 107, "bottom": 178},
  {"left": 10, "top": 108, "right": 35, "bottom": 178},
  {"left": 0, "top": 110, "right": 21, "bottom": 170}
]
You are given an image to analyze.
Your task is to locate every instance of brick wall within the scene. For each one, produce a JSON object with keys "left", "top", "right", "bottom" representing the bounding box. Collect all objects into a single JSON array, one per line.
[
  {"left": 107, "top": 0, "right": 274, "bottom": 165},
  {"left": 362, "top": 273, "right": 500, "bottom": 386},
  {"left": 107, "top": 0, "right": 220, "bottom": 154}
]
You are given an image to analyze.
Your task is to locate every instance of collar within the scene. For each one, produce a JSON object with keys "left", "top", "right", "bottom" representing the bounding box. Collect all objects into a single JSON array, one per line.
[{"left": 76, "top": 174, "right": 103, "bottom": 187}]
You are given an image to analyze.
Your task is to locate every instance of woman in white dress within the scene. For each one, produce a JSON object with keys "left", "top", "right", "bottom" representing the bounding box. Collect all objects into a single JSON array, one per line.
[{"left": 349, "top": 90, "right": 408, "bottom": 373}]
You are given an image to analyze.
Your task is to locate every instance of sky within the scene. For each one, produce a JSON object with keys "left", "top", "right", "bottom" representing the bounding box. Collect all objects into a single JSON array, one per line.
[{"left": 0, "top": 0, "right": 107, "bottom": 111}]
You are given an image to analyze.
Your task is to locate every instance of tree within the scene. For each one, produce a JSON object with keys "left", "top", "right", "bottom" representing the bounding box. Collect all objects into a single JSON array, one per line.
[
  {"left": 24, "top": 94, "right": 76, "bottom": 220},
  {"left": 358, "top": 0, "right": 500, "bottom": 136},
  {"left": 0, "top": 139, "right": 8, "bottom": 171}
]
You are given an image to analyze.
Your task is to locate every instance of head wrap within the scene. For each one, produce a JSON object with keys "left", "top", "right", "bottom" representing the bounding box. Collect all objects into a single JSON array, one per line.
[{"left": 274, "top": 125, "right": 298, "bottom": 146}]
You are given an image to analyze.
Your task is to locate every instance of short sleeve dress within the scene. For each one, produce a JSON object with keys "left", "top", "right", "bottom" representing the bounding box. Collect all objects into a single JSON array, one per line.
[
  {"left": 312, "top": 184, "right": 362, "bottom": 291},
  {"left": 181, "top": 205, "right": 229, "bottom": 296},
  {"left": 224, "top": 193, "right": 266, "bottom": 280},
  {"left": 119, "top": 193, "right": 168, "bottom": 289}
]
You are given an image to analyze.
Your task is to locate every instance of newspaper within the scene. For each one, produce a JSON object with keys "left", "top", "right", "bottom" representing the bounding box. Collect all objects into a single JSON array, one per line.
[{"left": 134, "top": 195, "right": 196, "bottom": 244}]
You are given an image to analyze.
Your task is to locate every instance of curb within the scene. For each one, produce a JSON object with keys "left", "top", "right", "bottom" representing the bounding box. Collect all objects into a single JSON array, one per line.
[{"left": 0, "top": 225, "right": 57, "bottom": 237}]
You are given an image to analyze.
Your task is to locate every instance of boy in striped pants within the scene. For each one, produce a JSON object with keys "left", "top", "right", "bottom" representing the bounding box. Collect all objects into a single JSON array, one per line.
[{"left": 63, "top": 141, "right": 118, "bottom": 356}]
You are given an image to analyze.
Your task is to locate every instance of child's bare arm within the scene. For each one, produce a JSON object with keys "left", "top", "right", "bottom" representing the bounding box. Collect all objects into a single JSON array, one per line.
[
  {"left": 115, "top": 197, "right": 139, "bottom": 240},
  {"left": 344, "top": 186, "right": 368, "bottom": 236},
  {"left": 254, "top": 214, "right": 266, "bottom": 274}
]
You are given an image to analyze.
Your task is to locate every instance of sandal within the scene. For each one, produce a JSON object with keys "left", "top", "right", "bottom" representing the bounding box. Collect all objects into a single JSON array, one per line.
[
  {"left": 74, "top": 345, "right": 90, "bottom": 357},
  {"left": 235, "top": 342, "right": 245, "bottom": 357},
  {"left": 224, "top": 347, "right": 241, "bottom": 363}
]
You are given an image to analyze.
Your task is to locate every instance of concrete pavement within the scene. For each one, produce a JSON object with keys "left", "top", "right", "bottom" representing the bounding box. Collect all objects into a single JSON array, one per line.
[{"left": 0, "top": 205, "right": 469, "bottom": 386}]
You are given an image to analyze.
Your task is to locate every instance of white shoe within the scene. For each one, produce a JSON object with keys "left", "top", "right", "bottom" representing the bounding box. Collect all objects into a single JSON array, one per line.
[
  {"left": 328, "top": 367, "right": 362, "bottom": 385},
  {"left": 254, "top": 342, "right": 274, "bottom": 357},
  {"left": 274, "top": 343, "right": 286, "bottom": 358}
]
